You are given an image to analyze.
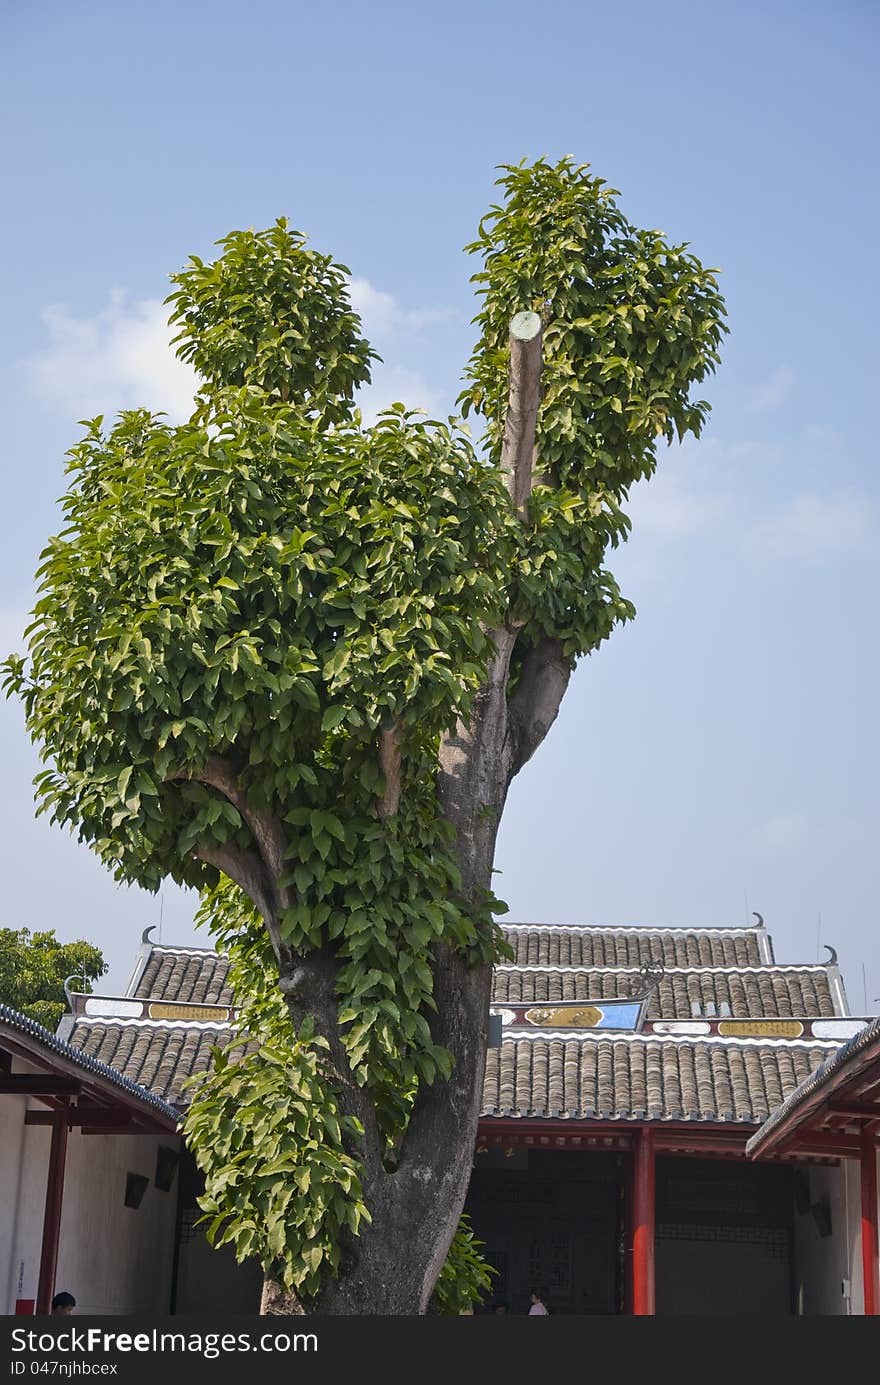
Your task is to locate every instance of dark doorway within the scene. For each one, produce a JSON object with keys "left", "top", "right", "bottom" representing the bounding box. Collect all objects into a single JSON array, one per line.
[
  {"left": 654, "top": 1156, "right": 795, "bottom": 1315},
  {"left": 466, "top": 1149, "right": 621, "bottom": 1314},
  {"left": 171, "top": 1153, "right": 263, "bottom": 1313}
]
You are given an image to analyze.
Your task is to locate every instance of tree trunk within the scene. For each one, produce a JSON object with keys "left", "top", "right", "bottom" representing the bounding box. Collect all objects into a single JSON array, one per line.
[{"left": 239, "top": 313, "right": 568, "bottom": 1314}]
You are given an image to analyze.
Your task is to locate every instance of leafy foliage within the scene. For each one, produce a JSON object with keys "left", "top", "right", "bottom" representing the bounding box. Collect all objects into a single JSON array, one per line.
[
  {"left": 167, "top": 219, "right": 376, "bottom": 424},
  {"left": 183, "top": 897, "right": 370, "bottom": 1297},
  {"left": 431, "top": 1215, "right": 496, "bottom": 1314},
  {"left": 0, "top": 927, "right": 106, "bottom": 1030},
  {"left": 461, "top": 156, "right": 727, "bottom": 656},
  {"left": 3, "top": 161, "right": 726, "bottom": 1306}
]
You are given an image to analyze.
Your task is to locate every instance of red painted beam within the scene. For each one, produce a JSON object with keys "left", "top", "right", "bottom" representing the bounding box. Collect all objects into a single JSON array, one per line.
[
  {"left": 654, "top": 1135, "right": 750, "bottom": 1152},
  {"left": 861, "top": 1128, "right": 879, "bottom": 1316},
  {"left": 632, "top": 1127, "right": 655, "bottom": 1316},
  {"left": 828, "top": 1101, "right": 880, "bottom": 1122},
  {"left": 779, "top": 1131, "right": 866, "bottom": 1156},
  {"left": 478, "top": 1117, "right": 757, "bottom": 1141},
  {"left": 35, "top": 1109, "right": 69, "bottom": 1315}
]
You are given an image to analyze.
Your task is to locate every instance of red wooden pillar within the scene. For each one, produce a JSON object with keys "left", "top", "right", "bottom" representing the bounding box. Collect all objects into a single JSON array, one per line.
[
  {"left": 860, "top": 1128, "right": 878, "bottom": 1316},
  {"left": 632, "top": 1126, "right": 656, "bottom": 1315},
  {"left": 35, "top": 1107, "right": 69, "bottom": 1315}
]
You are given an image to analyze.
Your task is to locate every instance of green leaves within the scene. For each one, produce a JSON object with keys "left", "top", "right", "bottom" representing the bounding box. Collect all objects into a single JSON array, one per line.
[
  {"left": 166, "top": 218, "right": 376, "bottom": 426},
  {"left": 4, "top": 164, "right": 726, "bottom": 1310},
  {"left": 460, "top": 156, "right": 727, "bottom": 659},
  {"left": 6, "top": 398, "right": 511, "bottom": 894},
  {"left": 183, "top": 1003, "right": 370, "bottom": 1299},
  {"left": 432, "top": 1215, "right": 497, "bottom": 1314},
  {"left": 0, "top": 927, "right": 107, "bottom": 1031}
]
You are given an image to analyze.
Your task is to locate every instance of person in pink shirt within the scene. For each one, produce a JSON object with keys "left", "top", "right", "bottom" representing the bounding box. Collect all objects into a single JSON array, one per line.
[{"left": 528, "top": 1289, "right": 549, "bottom": 1315}]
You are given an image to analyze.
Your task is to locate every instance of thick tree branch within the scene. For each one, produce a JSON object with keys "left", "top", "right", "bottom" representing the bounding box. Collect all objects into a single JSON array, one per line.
[
  {"left": 501, "top": 310, "right": 543, "bottom": 519},
  {"left": 176, "top": 764, "right": 384, "bottom": 1175},
  {"left": 194, "top": 840, "right": 289, "bottom": 965},
  {"left": 436, "top": 622, "right": 520, "bottom": 892},
  {"left": 167, "top": 754, "right": 290, "bottom": 909},
  {"left": 198, "top": 755, "right": 289, "bottom": 892},
  {"left": 508, "top": 636, "right": 572, "bottom": 774},
  {"left": 402, "top": 625, "right": 521, "bottom": 1255},
  {"left": 376, "top": 721, "right": 402, "bottom": 822}
]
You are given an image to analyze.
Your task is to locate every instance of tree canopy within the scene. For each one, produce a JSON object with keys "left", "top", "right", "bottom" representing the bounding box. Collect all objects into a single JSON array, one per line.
[
  {"left": 3, "top": 158, "right": 726, "bottom": 1312},
  {"left": 0, "top": 926, "right": 106, "bottom": 1030}
]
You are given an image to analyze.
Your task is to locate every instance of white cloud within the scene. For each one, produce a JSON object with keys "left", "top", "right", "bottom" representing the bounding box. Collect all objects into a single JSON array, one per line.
[
  {"left": 355, "top": 365, "right": 441, "bottom": 424},
  {"left": 348, "top": 276, "right": 459, "bottom": 343},
  {"left": 26, "top": 292, "right": 199, "bottom": 422},
  {"left": 626, "top": 439, "right": 732, "bottom": 539},
  {"left": 25, "top": 277, "right": 452, "bottom": 428},
  {"left": 346, "top": 275, "right": 455, "bottom": 419},
  {"left": 748, "top": 492, "right": 875, "bottom": 561},
  {"left": 348, "top": 277, "right": 400, "bottom": 338},
  {"left": 746, "top": 365, "right": 795, "bottom": 413}
]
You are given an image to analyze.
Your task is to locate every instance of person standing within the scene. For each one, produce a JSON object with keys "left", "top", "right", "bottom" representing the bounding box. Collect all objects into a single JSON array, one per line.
[{"left": 528, "top": 1289, "right": 549, "bottom": 1315}]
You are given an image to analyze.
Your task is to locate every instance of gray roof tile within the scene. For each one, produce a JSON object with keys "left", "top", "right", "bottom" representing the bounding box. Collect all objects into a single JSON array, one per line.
[
  {"left": 66, "top": 1021, "right": 231, "bottom": 1105},
  {"left": 79, "top": 925, "right": 843, "bottom": 1125},
  {"left": 492, "top": 967, "right": 835, "bottom": 1018},
  {"left": 503, "top": 926, "right": 764, "bottom": 969},
  {"left": 133, "top": 949, "right": 233, "bottom": 1005},
  {"left": 481, "top": 1037, "right": 832, "bottom": 1123}
]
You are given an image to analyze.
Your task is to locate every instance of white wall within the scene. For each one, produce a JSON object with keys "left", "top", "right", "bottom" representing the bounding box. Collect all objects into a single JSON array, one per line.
[
  {"left": 1, "top": 1092, "right": 35, "bottom": 1312},
  {"left": 791, "top": 1164, "right": 849, "bottom": 1315},
  {"left": 791, "top": 1155, "right": 880, "bottom": 1316},
  {"left": 54, "top": 1128, "right": 180, "bottom": 1313},
  {"left": 2, "top": 1070, "right": 179, "bottom": 1315}
]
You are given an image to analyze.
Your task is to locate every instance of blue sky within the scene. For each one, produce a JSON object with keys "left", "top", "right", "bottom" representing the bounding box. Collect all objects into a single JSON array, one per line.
[{"left": 1, "top": 0, "right": 877, "bottom": 1003}]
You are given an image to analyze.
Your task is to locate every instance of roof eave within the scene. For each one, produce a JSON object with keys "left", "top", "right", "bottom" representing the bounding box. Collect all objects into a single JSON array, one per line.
[{"left": 747, "top": 1020, "right": 880, "bottom": 1160}]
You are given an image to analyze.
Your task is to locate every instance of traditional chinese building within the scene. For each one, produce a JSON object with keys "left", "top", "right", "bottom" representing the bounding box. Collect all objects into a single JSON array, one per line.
[
  {"left": 3, "top": 915, "right": 877, "bottom": 1314},
  {"left": 746, "top": 1013, "right": 880, "bottom": 1315}
]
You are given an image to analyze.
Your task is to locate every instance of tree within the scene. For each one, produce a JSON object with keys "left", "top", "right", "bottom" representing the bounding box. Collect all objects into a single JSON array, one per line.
[
  {"left": 3, "top": 158, "right": 726, "bottom": 1313},
  {"left": 0, "top": 927, "right": 106, "bottom": 1029}
]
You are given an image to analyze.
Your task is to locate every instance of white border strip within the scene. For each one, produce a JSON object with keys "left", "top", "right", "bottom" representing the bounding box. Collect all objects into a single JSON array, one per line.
[
  {"left": 149, "top": 944, "right": 224, "bottom": 957},
  {"left": 503, "top": 923, "right": 761, "bottom": 935},
  {"left": 492, "top": 1030, "right": 841, "bottom": 1049},
  {"left": 494, "top": 963, "right": 831, "bottom": 975},
  {"left": 73, "top": 1017, "right": 234, "bottom": 1032}
]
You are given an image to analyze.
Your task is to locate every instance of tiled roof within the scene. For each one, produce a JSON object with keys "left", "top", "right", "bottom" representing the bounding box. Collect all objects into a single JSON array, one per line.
[
  {"left": 492, "top": 967, "right": 836, "bottom": 1019},
  {"left": 503, "top": 925, "right": 767, "bottom": 969},
  {"left": 131, "top": 925, "right": 771, "bottom": 1007},
  {"left": 132, "top": 947, "right": 233, "bottom": 1006},
  {"left": 63, "top": 1016, "right": 839, "bottom": 1125},
  {"left": 483, "top": 1035, "right": 836, "bottom": 1123},
  {"left": 747, "top": 1013, "right": 880, "bottom": 1156},
  {"left": 66, "top": 923, "right": 848, "bottom": 1126},
  {"left": 66, "top": 1020, "right": 235, "bottom": 1106}
]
